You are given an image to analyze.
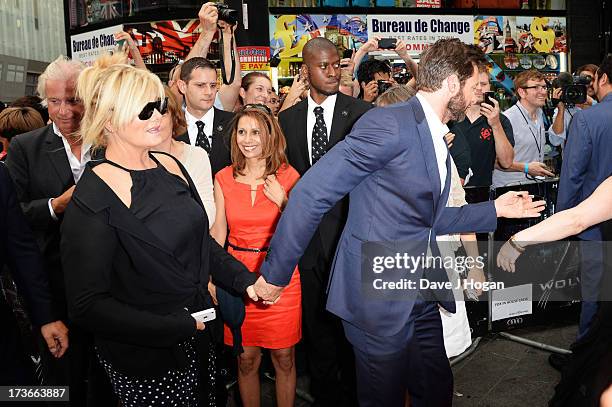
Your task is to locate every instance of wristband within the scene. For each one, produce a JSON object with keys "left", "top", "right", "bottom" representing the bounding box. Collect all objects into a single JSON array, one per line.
[
  {"left": 524, "top": 162, "right": 529, "bottom": 175},
  {"left": 509, "top": 235, "right": 525, "bottom": 253}
]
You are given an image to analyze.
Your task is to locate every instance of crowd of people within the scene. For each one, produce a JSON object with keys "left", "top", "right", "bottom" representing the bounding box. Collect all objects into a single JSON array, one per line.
[{"left": 1, "top": 2, "right": 611, "bottom": 406}]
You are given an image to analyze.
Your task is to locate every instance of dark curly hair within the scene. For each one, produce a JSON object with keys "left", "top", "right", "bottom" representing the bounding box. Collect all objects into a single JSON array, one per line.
[{"left": 357, "top": 58, "right": 392, "bottom": 86}]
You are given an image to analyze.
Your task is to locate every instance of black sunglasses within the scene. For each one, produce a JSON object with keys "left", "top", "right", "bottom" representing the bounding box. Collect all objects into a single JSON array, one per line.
[
  {"left": 138, "top": 97, "right": 168, "bottom": 121},
  {"left": 243, "top": 103, "right": 272, "bottom": 115}
]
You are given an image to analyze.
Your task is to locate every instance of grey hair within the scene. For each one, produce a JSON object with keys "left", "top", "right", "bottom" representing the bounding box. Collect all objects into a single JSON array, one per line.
[{"left": 37, "top": 55, "right": 85, "bottom": 107}]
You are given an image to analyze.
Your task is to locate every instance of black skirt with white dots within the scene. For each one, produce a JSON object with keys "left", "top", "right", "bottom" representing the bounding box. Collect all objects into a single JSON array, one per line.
[{"left": 97, "top": 338, "right": 214, "bottom": 407}]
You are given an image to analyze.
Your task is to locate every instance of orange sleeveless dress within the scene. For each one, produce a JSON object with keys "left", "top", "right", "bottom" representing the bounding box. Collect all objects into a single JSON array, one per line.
[{"left": 216, "top": 164, "right": 302, "bottom": 349}]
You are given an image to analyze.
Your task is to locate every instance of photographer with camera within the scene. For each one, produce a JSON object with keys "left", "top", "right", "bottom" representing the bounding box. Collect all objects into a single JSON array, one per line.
[
  {"left": 168, "top": 2, "right": 242, "bottom": 112},
  {"left": 493, "top": 69, "right": 555, "bottom": 187},
  {"left": 449, "top": 58, "right": 515, "bottom": 188},
  {"left": 549, "top": 64, "right": 598, "bottom": 147},
  {"left": 354, "top": 37, "right": 418, "bottom": 103},
  {"left": 357, "top": 59, "right": 394, "bottom": 103}
]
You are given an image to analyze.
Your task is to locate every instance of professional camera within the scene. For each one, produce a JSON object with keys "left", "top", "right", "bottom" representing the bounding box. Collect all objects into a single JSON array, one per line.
[
  {"left": 551, "top": 72, "right": 590, "bottom": 106},
  {"left": 214, "top": 3, "right": 238, "bottom": 26}
]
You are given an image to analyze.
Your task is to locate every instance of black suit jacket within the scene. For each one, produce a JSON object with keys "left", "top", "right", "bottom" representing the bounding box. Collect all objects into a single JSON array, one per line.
[
  {"left": 176, "top": 107, "right": 234, "bottom": 176},
  {"left": 5, "top": 125, "right": 76, "bottom": 318},
  {"left": 60, "top": 156, "right": 256, "bottom": 377},
  {"left": 278, "top": 93, "right": 372, "bottom": 264},
  {"left": 0, "top": 162, "right": 57, "bottom": 327}
]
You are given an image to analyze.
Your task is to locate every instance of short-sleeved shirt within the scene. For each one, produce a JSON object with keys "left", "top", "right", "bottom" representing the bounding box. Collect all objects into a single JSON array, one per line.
[
  {"left": 492, "top": 102, "right": 546, "bottom": 187},
  {"left": 447, "top": 127, "right": 472, "bottom": 181},
  {"left": 450, "top": 114, "right": 515, "bottom": 187}
]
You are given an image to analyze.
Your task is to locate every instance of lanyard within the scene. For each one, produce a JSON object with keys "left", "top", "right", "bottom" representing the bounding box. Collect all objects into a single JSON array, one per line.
[{"left": 517, "top": 104, "right": 544, "bottom": 159}]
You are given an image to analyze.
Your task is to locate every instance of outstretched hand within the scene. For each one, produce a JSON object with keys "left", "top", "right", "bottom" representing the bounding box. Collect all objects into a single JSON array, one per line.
[
  {"left": 494, "top": 191, "right": 546, "bottom": 218},
  {"left": 254, "top": 275, "right": 283, "bottom": 305}
]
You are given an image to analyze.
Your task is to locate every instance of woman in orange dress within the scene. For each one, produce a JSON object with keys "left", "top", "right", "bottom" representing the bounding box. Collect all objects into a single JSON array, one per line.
[{"left": 210, "top": 104, "right": 301, "bottom": 407}]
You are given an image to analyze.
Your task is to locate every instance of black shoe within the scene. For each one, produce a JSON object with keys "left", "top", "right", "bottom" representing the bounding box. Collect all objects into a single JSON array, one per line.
[{"left": 548, "top": 353, "right": 570, "bottom": 372}]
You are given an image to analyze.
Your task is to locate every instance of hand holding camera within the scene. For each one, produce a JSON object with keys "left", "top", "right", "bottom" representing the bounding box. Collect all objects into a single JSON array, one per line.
[
  {"left": 340, "top": 49, "right": 355, "bottom": 70},
  {"left": 551, "top": 72, "right": 588, "bottom": 107},
  {"left": 199, "top": 2, "right": 218, "bottom": 33},
  {"left": 199, "top": 2, "right": 237, "bottom": 33},
  {"left": 394, "top": 39, "right": 409, "bottom": 58},
  {"left": 363, "top": 80, "right": 380, "bottom": 103},
  {"left": 360, "top": 36, "right": 381, "bottom": 54},
  {"left": 378, "top": 38, "right": 397, "bottom": 50},
  {"left": 480, "top": 91, "right": 502, "bottom": 127}
]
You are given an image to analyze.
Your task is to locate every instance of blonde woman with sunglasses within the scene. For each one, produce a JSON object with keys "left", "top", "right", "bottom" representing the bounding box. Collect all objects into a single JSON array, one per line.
[{"left": 61, "top": 54, "right": 257, "bottom": 406}]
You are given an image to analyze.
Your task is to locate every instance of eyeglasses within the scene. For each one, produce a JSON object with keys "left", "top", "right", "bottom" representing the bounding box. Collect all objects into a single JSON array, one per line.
[
  {"left": 243, "top": 103, "right": 272, "bottom": 115},
  {"left": 522, "top": 85, "right": 548, "bottom": 91},
  {"left": 138, "top": 97, "right": 168, "bottom": 120}
]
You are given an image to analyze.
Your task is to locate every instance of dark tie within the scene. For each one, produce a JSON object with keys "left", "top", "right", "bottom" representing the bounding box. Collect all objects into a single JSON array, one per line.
[
  {"left": 195, "top": 120, "right": 211, "bottom": 155},
  {"left": 311, "top": 106, "right": 328, "bottom": 165}
]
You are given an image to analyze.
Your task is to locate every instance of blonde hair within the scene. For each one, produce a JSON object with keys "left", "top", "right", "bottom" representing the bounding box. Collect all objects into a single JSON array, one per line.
[
  {"left": 77, "top": 51, "right": 164, "bottom": 149},
  {"left": 37, "top": 55, "right": 85, "bottom": 107}
]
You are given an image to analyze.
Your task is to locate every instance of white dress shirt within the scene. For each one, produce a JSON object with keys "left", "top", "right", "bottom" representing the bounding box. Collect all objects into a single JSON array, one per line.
[
  {"left": 415, "top": 93, "right": 449, "bottom": 194},
  {"left": 185, "top": 108, "right": 215, "bottom": 148},
  {"left": 48, "top": 123, "right": 92, "bottom": 220},
  {"left": 306, "top": 93, "right": 337, "bottom": 165}
]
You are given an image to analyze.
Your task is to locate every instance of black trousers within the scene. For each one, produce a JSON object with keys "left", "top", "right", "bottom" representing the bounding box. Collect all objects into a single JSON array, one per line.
[
  {"left": 36, "top": 325, "right": 115, "bottom": 407},
  {"left": 300, "top": 244, "right": 357, "bottom": 407},
  {"left": 0, "top": 300, "right": 34, "bottom": 386},
  {"left": 343, "top": 300, "right": 452, "bottom": 407}
]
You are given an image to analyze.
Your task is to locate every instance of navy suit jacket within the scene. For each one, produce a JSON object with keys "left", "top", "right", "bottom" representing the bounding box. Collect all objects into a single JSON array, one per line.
[
  {"left": 557, "top": 93, "right": 612, "bottom": 240},
  {"left": 260, "top": 97, "right": 498, "bottom": 336}
]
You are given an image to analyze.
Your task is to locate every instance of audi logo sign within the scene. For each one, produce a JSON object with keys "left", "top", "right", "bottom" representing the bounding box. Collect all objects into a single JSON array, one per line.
[{"left": 506, "top": 317, "right": 524, "bottom": 326}]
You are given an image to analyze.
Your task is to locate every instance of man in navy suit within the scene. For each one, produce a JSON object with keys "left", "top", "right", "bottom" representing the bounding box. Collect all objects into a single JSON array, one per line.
[
  {"left": 253, "top": 39, "right": 544, "bottom": 406},
  {"left": 557, "top": 54, "right": 612, "bottom": 338}
]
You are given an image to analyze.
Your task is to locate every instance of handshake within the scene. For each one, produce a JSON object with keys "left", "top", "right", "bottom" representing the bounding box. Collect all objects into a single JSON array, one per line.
[{"left": 245, "top": 276, "right": 284, "bottom": 305}]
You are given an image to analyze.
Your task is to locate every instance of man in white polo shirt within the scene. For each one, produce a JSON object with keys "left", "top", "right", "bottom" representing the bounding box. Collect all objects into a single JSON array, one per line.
[{"left": 493, "top": 69, "right": 555, "bottom": 187}]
